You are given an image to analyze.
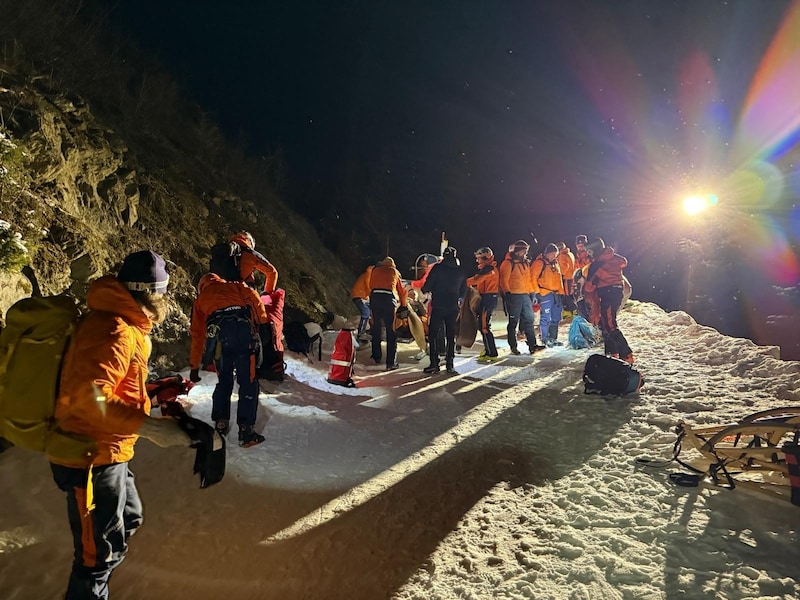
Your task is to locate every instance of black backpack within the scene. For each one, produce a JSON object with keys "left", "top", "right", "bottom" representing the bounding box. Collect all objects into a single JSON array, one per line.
[
  {"left": 284, "top": 321, "right": 322, "bottom": 362},
  {"left": 583, "top": 354, "right": 644, "bottom": 396},
  {"left": 209, "top": 241, "right": 243, "bottom": 282}
]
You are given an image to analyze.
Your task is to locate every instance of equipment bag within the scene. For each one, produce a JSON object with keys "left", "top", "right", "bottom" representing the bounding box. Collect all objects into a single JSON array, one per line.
[
  {"left": 568, "top": 315, "right": 599, "bottom": 349},
  {"left": 0, "top": 295, "right": 95, "bottom": 459},
  {"left": 327, "top": 329, "right": 357, "bottom": 387},
  {"left": 257, "top": 322, "right": 286, "bottom": 382},
  {"left": 284, "top": 321, "right": 322, "bottom": 362},
  {"left": 209, "top": 241, "right": 243, "bottom": 282},
  {"left": 582, "top": 353, "right": 644, "bottom": 396}
]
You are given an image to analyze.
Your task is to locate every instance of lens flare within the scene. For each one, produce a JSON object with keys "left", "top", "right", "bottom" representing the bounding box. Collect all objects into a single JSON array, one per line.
[{"left": 683, "top": 195, "right": 711, "bottom": 216}]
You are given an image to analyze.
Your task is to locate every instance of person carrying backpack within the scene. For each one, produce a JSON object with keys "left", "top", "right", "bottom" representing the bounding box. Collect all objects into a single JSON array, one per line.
[
  {"left": 189, "top": 273, "right": 268, "bottom": 447},
  {"left": 368, "top": 256, "right": 407, "bottom": 370},
  {"left": 350, "top": 262, "right": 374, "bottom": 342},
  {"left": 499, "top": 240, "right": 540, "bottom": 355},
  {"left": 583, "top": 237, "right": 634, "bottom": 363},
  {"left": 532, "top": 243, "right": 566, "bottom": 347},
  {"left": 49, "top": 251, "right": 193, "bottom": 600}
]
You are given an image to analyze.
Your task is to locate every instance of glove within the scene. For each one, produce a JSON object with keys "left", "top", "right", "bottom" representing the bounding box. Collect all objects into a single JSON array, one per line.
[
  {"left": 176, "top": 413, "right": 226, "bottom": 488},
  {"left": 189, "top": 369, "right": 201, "bottom": 383},
  {"left": 532, "top": 293, "right": 541, "bottom": 304}
]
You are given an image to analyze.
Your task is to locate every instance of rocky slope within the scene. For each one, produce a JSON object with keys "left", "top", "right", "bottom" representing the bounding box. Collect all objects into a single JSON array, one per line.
[{"left": 0, "top": 1, "right": 355, "bottom": 372}]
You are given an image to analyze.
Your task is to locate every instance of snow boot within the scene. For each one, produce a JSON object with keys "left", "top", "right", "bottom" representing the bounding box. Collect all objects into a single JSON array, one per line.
[{"left": 238, "top": 425, "right": 265, "bottom": 448}]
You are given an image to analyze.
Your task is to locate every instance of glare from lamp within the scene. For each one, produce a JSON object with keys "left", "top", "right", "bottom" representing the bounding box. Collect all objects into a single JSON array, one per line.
[{"left": 683, "top": 195, "right": 711, "bottom": 216}]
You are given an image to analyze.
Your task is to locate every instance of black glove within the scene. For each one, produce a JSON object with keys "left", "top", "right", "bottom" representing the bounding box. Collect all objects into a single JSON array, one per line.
[
  {"left": 189, "top": 369, "right": 201, "bottom": 383},
  {"left": 534, "top": 293, "right": 542, "bottom": 304},
  {"left": 176, "top": 414, "right": 226, "bottom": 489}
]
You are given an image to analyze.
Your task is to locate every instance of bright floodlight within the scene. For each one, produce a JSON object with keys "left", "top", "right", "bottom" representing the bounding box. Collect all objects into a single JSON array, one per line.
[{"left": 683, "top": 195, "right": 711, "bottom": 216}]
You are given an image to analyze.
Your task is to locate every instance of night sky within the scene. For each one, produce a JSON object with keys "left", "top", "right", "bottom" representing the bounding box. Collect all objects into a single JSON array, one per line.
[{"left": 105, "top": 1, "right": 800, "bottom": 348}]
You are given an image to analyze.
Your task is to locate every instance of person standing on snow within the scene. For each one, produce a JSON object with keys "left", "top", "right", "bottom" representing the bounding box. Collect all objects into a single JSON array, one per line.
[
  {"left": 350, "top": 262, "right": 374, "bottom": 342},
  {"left": 499, "top": 240, "right": 540, "bottom": 355},
  {"left": 556, "top": 241, "right": 577, "bottom": 316},
  {"left": 49, "top": 251, "right": 193, "bottom": 600},
  {"left": 467, "top": 246, "right": 500, "bottom": 363},
  {"left": 368, "top": 256, "right": 407, "bottom": 371},
  {"left": 229, "top": 230, "right": 279, "bottom": 293},
  {"left": 532, "top": 243, "right": 566, "bottom": 347},
  {"left": 189, "top": 272, "right": 269, "bottom": 447},
  {"left": 574, "top": 234, "right": 591, "bottom": 272},
  {"left": 423, "top": 246, "right": 466, "bottom": 374},
  {"left": 583, "top": 237, "right": 634, "bottom": 363}
]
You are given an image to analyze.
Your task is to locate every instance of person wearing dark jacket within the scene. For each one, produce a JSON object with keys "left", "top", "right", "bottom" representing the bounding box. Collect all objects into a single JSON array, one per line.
[
  {"left": 422, "top": 246, "right": 467, "bottom": 374},
  {"left": 584, "top": 237, "right": 634, "bottom": 363}
]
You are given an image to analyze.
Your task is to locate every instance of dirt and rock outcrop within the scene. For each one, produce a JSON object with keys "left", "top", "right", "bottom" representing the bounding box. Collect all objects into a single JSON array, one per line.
[{"left": 0, "top": 2, "right": 355, "bottom": 372}]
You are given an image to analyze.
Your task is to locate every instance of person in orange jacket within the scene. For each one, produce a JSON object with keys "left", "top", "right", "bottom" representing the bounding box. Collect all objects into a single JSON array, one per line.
[
  {"left": 189, "top": 272, "right": 269, "bottom": 446},
  {"left": 499, "top": 240, "right": 540, "bottom": 354},
  {"left": 229, "top": 231, "right": 278, "bottom": 293},
  {"left": 467, "top": 246, "right": 500, "bottom": 363},
  {"left": 574, "top": 234, "right": 591, "bottom": 271},
  {"left": 583, "top": 237, "right": 634, "bottom": 363},
  {"left": 556, "top": 241, "right": 577, "bottom": 315},
  {"left": 532, "top": 243, "right": 566, "bottom": 346},
  {"left": 350, "top": 263, "right": 374, "bottom": 341},
  {"left": 368, "top": 256, "right": 407, "bottom": 370},
  {"left": 50, "top": 251, "right": 192, "bottom": 600}
]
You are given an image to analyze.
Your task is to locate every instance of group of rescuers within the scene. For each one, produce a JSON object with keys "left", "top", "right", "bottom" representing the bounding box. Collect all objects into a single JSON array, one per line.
[
  {"left": 36, "top": 229, "right": 630, "bottom": 600},
  {"left": 351, "top": 235, "right": 634, "bottom": 375}
]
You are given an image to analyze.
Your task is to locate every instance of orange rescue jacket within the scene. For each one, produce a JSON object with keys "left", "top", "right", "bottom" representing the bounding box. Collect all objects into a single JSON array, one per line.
[
  {"left": 189, "top": 273, "right": 269, "bottom": 370},
  {"left": 50, "top": 276, "right": 154, "bottom": 468}
]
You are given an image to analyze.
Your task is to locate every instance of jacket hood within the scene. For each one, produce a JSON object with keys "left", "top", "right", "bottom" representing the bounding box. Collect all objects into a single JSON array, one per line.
[
  {"left": 381, "top": 257, "right": 396, "bottom": 268},
  {"left": 86, "top": 275, "right": 152, "bottom": 331}
]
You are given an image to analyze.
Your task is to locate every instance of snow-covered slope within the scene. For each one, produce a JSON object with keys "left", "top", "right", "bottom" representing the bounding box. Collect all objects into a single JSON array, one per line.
[{"left": 2, "top": 301, "right": 799, "bottom": 599}]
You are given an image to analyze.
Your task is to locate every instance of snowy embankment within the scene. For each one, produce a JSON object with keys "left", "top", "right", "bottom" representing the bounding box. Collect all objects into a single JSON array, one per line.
[{"left": 2, "top": 301, "right": 800, "bottom": 599}]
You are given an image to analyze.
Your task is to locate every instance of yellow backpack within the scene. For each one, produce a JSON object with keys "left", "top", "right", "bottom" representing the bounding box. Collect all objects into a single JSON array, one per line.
[{"left": 0, "top": 295, "right": 94, "bottom": 460}]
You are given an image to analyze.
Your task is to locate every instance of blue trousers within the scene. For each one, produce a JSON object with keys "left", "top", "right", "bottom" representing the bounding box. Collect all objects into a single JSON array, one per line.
[
  {"left": 51, "top": 462, "right": 143, "bottom": 600},
  {"left": 212, "top": 351, "right": 259, "bottom": 426},
  {"left": 352, "top": 298, "right": 370, "bottom": 336},
  {"left": 539, "top": 292, "right": 563, "bottom": 342}
]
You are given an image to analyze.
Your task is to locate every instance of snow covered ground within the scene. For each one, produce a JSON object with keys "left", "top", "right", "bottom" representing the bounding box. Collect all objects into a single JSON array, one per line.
[{"left": 2, "top": 301, "right": 800, "bottom": 599}]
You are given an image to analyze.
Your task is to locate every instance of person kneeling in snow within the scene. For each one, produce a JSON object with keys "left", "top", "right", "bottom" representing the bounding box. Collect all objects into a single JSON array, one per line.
[
  {"left": 189, "top": 272, "right": 269, "bottom": 447},
  {"left": 50, "top": 251, "right": 193, "bottom": 600}
]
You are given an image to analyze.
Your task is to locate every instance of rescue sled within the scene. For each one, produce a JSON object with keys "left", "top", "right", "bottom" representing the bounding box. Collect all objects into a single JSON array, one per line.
[{"left": 665, "top": 407, "right": 800, "bottom": 505}]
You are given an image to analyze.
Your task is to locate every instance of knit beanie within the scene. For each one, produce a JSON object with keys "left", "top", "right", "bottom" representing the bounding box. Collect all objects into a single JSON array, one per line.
[{"left": 118, "top": 250, "right": 170, "bottom": 294}]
